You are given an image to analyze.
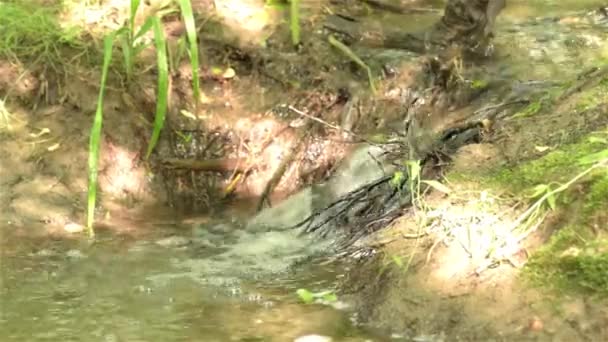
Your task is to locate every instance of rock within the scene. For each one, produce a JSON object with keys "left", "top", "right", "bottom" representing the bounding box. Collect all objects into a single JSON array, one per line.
[
  {"left": 247, "top": 186, "right": 315, "bottom": 230},
  {"left": 66, "top": 249, "right": 86, "bottom": 259},
  {"left": 528, "top": 316, "right": 544, "bottom": 332},
  {"left": 63, "top": 222, "right": 84, "bottom": 233},
  {"left": 154, "top": 236, "right": 191, "bottom": 247},
  {"left": 248, "top": 144, "right": 392, "bottom": 231},
  {"left": 324, "top": 144, "right": 390, "bottom": 198},
  {"left": 294, "top": 335, "right": 332, "bottom": 342}
]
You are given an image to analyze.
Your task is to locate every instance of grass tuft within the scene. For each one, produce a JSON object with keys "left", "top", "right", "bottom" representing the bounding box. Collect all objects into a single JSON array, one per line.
[{"left": 0, "top": 2, "right": 85, "bottom": 64}]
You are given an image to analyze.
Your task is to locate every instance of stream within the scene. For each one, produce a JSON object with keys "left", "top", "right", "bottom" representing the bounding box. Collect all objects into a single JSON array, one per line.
[
  {"left": 1, "top": 144, "right": 385, "bottom": 341},
  {"left": 2, "top": 0, "right": 608, "bottom": 341},
  {"left": 1, "top": 222, "right": 362, "bottom": 341}
]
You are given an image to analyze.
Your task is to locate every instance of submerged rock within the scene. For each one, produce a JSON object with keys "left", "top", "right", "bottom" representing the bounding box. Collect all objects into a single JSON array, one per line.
[
  {"left": 248, "top": 144, "right": 392, "bottom": 231},
  {"left": 154, "top": 236, "right": 192, "bottom": 248}
]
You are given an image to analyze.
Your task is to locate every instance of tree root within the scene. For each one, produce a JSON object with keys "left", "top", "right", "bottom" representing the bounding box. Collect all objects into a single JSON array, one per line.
[{"left": 256, "top": 121, "right": 311, "bottom": 212}]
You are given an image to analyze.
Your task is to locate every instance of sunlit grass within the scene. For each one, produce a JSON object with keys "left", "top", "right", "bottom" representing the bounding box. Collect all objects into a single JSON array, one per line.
[
  {"left": 86, "top": 1, "right": 173, "bottom": 234},
  {"left": 177, "top": 0, "right": 201, "bottom": 103},
  {"left": 0, "top": 99, "right": 14, "bottom": 131},
  {"left": 145, "top": 16, "right": 169, "bottom": 159}
]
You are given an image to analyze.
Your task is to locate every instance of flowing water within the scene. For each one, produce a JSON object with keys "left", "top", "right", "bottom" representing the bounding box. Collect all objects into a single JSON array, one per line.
[
  {"left": 1, "top": 222, "right": 367, "bottom": 341},
  {"left": 1, "top": 144, "right": 386, "bottom": 341},
  {"left": 2, "top": 1, "right": 608, "bottom": 341}
]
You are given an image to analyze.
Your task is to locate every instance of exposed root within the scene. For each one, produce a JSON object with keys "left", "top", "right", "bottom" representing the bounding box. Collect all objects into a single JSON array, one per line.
[
  {"left": 256, "top": 121, "right": 310, "bottom": 211},
  {"left": 557, "top": 65, "right": 608, "bottom": 102}
]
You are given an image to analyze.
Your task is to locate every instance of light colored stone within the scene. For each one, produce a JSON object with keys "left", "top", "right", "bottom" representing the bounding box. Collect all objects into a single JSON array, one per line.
[
  {"left": 155, "top": 236, "right": 191, "bottom": 247},
  {"left": 294, "top": 335, "right": 333, "bottom": 342},
  {"left": 63, "top": 222, "right": 84, "bottom": 233}
]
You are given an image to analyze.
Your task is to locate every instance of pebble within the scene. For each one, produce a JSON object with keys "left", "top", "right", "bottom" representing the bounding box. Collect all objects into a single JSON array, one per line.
[
  {"left": 66, "top": 249, "right": 86, "bottom": 259},
  {"left": 294, "top": 335, "right": 332, "bottom": 342},
  {"left": 34, "top": 249, "right": 54, "bottom": 257},
  {"left": 329, "top": 300, "right": 350, "bottom": 310},
  {"left": 154, "top": 236, "right": 191, "bottom": 247},
  {"left": 63, "top": 222, "right": 84, "bottom": 233}
]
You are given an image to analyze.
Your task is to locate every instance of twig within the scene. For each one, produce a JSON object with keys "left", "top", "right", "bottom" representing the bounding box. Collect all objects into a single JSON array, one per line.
[
  {"left": 256, "top": 122, "right": 310, "bottom": 212},
  {"left": 288, "top": 105, "right": 392, "bottom": 146}
]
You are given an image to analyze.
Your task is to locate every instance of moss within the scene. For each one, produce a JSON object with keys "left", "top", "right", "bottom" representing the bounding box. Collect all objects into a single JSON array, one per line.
[
  {"left": 446, "top": 130, "right": 608, "bottom": 296},
  {"left": 574, "top": 79, "right": 608, "bottom": 112},
  {"left": 525, "top": 228, "right": 608, "bottom": 296},
  {"left": 511, "top": 99, "right": 543, "bottom": 118},
  {"left": 470, "top": 79, "right": 489, "bottom": 90},
  {"left": 584, "top": 174, "right": 608, "bottom": 215},
  {"left": 489, "top": 135, "right": 607, "bottom": 191}
]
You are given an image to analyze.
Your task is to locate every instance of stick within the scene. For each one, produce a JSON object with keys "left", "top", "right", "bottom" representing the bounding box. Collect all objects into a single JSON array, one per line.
[
  {"left": 256, "top": 121, "right": 310, "bottom": 212},
  {"left": 161, "top": 158, "right": 249, "bottom": 173}
]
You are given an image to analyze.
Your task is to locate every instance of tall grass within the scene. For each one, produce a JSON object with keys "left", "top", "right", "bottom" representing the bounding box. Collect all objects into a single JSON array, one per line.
[
  {"left": 87, "top": 33, "right": 116, "bottom": 238},
  {"left": 86, "top": 0, "right": 201, "bottom": 235},
  {"left": 145, "top": 16, "right": 169, "bottom": 159},
  {"left": 290, "top": 0, "right": 301, "bottom": 46},
  {"left": 177, "top": 0, "right": 201, "bottom": 103}
]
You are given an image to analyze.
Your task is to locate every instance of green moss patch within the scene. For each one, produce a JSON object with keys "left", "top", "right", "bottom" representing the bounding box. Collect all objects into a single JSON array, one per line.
[
  {"left": 491, "top": 133, "right": 608, "bottom": 191},
  {"left": 525, "top": 227, "right": 608, "bottom": 296},
  {"left": 574, "top": 79, "right": 608, "bottom": 112},
  {"left": 447, "top": 129, "right": 608, "bottom": 296}
]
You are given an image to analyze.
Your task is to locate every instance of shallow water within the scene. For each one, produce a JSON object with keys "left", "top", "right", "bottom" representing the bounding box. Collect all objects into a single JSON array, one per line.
[{"left": 1, "top": 222, "right": 377, "bottom": 341}]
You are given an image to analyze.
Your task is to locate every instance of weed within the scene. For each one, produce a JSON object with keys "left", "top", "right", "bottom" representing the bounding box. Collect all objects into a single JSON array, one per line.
[
  {"left": 296, "top": 288, "right": 337, "bottom": 304},
  {"left": 87, "top": 32, "right": 117, "bottom": 238},
  {"left": 290, "top": 0, "right": 300, "bottom": 46},
  {"left": 0, "top": 99, "right": 13, "bottom": 130},
  {"left": 177, "top": 0, "right": 201, "bottom": 103},
  {"left": 87, "top": 0, "right": 200, "bottom": 234},
  {"left": 0, "top": 2, "right": 87, "bottom": 67},
  {"left": 328, "top": 35, "right": 376, "bottom": 94},
  {"left": 144, "top": 16, "right": 169, "bottom": 159},
  {"left": 525, "top": 227, "right": 608, "bottom": 296}
]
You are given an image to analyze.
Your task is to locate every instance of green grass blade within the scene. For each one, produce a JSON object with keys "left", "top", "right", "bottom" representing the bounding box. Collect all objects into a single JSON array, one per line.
[
  {"left": 87, "top": 32, "right": 116, "bottom": 237},
  {"left": 145, "top": 16, "right": 169, "bottom": 159},
  {"left": 290, "top": 0, "right": 301, "bottom": 46},
  {"left": 119, "top": 33, "right": 132, "bottom": 80},
  {"left": 327, "top": 35, "right": 376, "bottom": 94},
  {"left": 134, "top": 16, "right": 156, "bottom": 41},
  {"left": 177, "top": 0, "right": 201, "bottom": 103},
  {"left": 129, "top": 0, "right": 141, "bottom": 33}
]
